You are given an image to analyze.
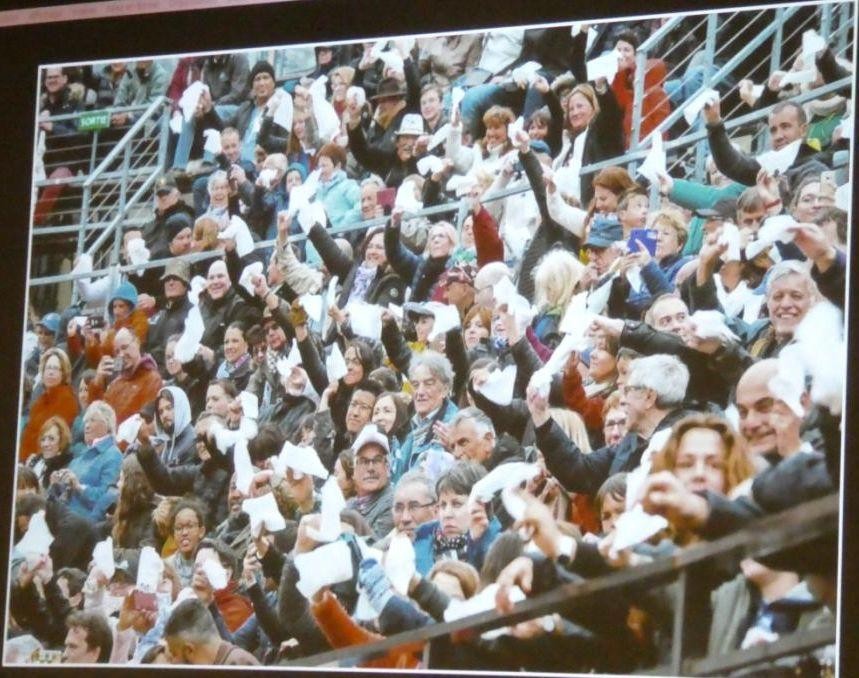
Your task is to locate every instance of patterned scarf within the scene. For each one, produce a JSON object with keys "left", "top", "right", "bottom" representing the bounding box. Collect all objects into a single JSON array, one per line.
[
  {"left": 347, "top": 264, "right": 376, "bottom": 305},
  {"left": 216, "top": 352, "right": 251, "bottom": 379},
  {"left": 432, "top": 527, "right": 468, "bottom": 562}
]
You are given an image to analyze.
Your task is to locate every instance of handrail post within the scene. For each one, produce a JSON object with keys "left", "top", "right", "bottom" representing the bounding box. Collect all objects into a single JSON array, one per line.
[
  {"left": 112, "top": 143, "right": 131, "bottom": 266},
  {"left": 836, "top": 2, "right": 850, "bottom": 55},
  {"left": 630, "top": 50, "right": 647, "bottom": 153},
  {"left": 89, "top": 130, "right": 99, "bottom": 174},
  {"left": 694, "top": 13, "right": 720, "bottom": 182},
  {"left": 820, "top": 3, "right": 832, "bottom": 41},
  {"left": 770, "top": 8, "right": 785, "bottom": 74},
  {"left": 157, "top": 100, "right": 170, "bottom": 172}
]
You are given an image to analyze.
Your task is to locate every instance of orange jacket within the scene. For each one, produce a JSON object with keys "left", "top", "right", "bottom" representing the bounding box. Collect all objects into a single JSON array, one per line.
[
  {"left": 214, "top": 582, "right": 254, "bottom": 633},
  {"left": 19, "top": 384, "right": 78, "bottom": 461},
  {"left": 84, "top": 309, "right": 150, "bottom": 368},
  {"left": 89, "top": 354, "right": 163, "bottom": 425},
  {"left": 310, "top": 590, "right": 422, "bottom": 669}
]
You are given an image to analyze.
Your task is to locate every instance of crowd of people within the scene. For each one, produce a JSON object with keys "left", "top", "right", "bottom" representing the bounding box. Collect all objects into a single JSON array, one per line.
[{"left": 10, "top": 12, "right": 849, "bottom": 673}]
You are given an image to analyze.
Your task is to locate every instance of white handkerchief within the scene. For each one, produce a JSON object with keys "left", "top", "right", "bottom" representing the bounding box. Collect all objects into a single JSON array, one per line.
[
  {"left": 446, "top": 173, "right": 478, "bottom": 197},
  {"left": 417, "top": 154, "right": 444, "bottom": 176},
  {"left": 136, "top": 546, "right": 163, "bottom": 593},
  {"left": 792, "top": 301, "right": 844, "bottom": 414},
  {"left": 309, "top": 76, "right": 340, "bottom": 141},
  {"left": 626, "top": 265, "right": 644, "bottom": 293},
  {"left": 718, "top": 221, "right": 743, "bottom": 262},
  {"left": 276, "top": 441, "right": 329, "bottom": 479},
  {"left": 425, "top": 302, "right": 461, "bottom": 341},
  {"left": 758, "top": 214, "right": 797, "bottom": 245},
  {"left": 345, "top": 301, "right": 383, "bottom": 340},
  {"left": 427, "top": 122, "right": 451, "bottom": 151},
  {"left": 239, "top": 261, "right": 264, "bottom": 296},
  {"left": 770, "top": 344, "right": 807, "bottom": 418},
  {"left": 169, "top": 110, "right": 183, "bottom": 134},
  {"left": 752, "top": 84, "right": 765, "bottom": 99},
  {"left": 627, "top": 428, "right": 672, "bottom": 508},
  {"left": 116, "top": 413, "right": 143, "bottom": 445},
  {"left": 755, "top": 139, "right": 801, "bottom": 175},
  {"left": 346, "top": 86, "right": 366, "bottom": 108},
  {"left": 387, "top": 303, "right": 403, "bottom": 321},
  {"left": 420, "top": 446, "right": 456, "bottom": 482},
  {"left": 238, "top": 391, "right": 259, "bottom": 420},
  {"left": 586, "top": 275, "right": 615, "bottom": 315},
  {"left": 171, "top": 586, "right": 197, "bottom": 611},
  {"left": 444, "top": 583, "right": 526, "bottom": 636},
  {"left": 683, "top": 88, "right": 720, "bottom": 126},
  {"left": 529, "top": 368, "right": 553, "bottom": 399},
  {"left": 385, "top": 533, "right": 416, "bottom": 597},
  {"left": 306, "top": 476, "right": 346, "bottom": 543},
  {"left": 233, "top": 437, "right": 256, "bottom": 496},
  {"left": 369, "top": 39, "right": 388, "bottom": 61},
  {"left": 394, "top": 179, "right": 423, "bottom": 212},
  {"left": 178, "top": 81, "right": 209, "bottom": 122},
  {"left": 258, "top": 168, "right": 277, "bottom": 189},
  {"left": 610, "top": 504, "right": 668, "bottom": 554},
  {"left": 188, "top": 276, "right": 207, "bottom": 306},
  {"left": 72, "top": 251, "right": 94, "bottom": 275},
  {"left": 378, "top": 51, "right": 404, "bottom": 74},
  {"left": 202, "top": 128, "right": 222, "bottom": 155},
  {"left": 837, "top": 116, "right": 853, "bottom": 141},
  {"left": 126, "top": 237, "right": 150, "bottom": 266},
  {"left": 297, "top": 201, "right": 327, "bottom": 233},
  {"left": 689, "top": 310, "right": 739, "bottom": 343},
  {"left": 275, "top": 341, "right": 302, "bottom": 377},
  {"left": 636, "top": 133, "right": 666, "bottom": 185},
  {"left": 173, "top": 304, "right": 204, "bottom": 363},
  {"left": 558, "top": 290, "right": 596, "bottom": 350},
  {"left": 835, "top": 182, "right": 850, "bottom": 211},
  {"left": 288, "top": 182, "right": 314, "bottom": 218},
  {"left": 501, "top": 486, "right": 526, "bottom": 521},
  {"left": 724, "top": 403, "right": 741, "bottom": 433},
  {"left": 219, "top": 214, "right": 255, "bottom": 257},
  {"left": 321, "top": 274, "right": 339, "bottom": 338},
  {"left": 201, "top": 557, "right": 229, "bottom": 590},
  {"left": 451, "top": 87, "right": 465, "bottom": 113},
  {"left": 507, "top": 115, "right": 525, "bottom": 141},
  {"left": 242, "top": 492, "right": 287, "bottom": 538},
  {"left": 294, "top": 540, "right": 354, "bottom": 598},
  {"left": 299, "top": 294, "right": 323, "bottom": 325},
  {"left": 476, "top": 364, "right": 517, "bottom": 406},
  {"left": 511, "top": 61, "right": 541, "bottom": 85},
  {"left": 273, "top": 91, "right": 294, "bottom": 132},
  {"left": 802, "top": 29, "right": 826, "bottom": 65},
  {"left": 780, "top": 69, "right": 816, "bottom": 87},
  {"left": 325, "top": 343, "right": 348, "bottom": 382},
  {"left": 470, "top": 462, "right": 540, "bottom": 503},
  {"left": 211, "top": 421, "right": 241, "bottom": 454},
  {"left": 586, "top": 50, "right": 620, "bottom": 83},
  {"left": 17, "top": 511, "right": 53, "bottom": 558},
  {"left": 492, "top": 274, "right": 517, "bottom": 305}
]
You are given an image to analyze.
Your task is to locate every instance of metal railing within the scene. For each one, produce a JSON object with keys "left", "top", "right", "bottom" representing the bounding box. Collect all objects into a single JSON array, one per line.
[{"left": 274, "top": 494, "right": 838, "bottom": 673}]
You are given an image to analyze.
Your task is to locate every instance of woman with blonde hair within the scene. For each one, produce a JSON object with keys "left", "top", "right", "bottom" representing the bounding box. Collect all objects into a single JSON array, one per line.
[
  {"left": 530, "top": 249, "right": 586, "bottom": 349},
  {"left": 25, "top": 416, "right": 73, "bottom": 489}
]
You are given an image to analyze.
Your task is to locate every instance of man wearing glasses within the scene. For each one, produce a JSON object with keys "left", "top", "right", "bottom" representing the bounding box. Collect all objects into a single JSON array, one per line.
[
  {"left": 346, "top": 424, "right": 395, "bottom": 542},
  {"left": 527, "top": 354, "right": 691, "bottom": 496}
]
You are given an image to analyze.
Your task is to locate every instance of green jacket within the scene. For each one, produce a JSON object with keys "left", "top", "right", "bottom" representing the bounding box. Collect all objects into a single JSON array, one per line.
[{"left": 668, "top": 179, "right": 745, "bottom": 256}]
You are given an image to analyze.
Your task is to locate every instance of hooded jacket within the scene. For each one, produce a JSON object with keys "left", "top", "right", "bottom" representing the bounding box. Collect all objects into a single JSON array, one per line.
[
  {"left": 316, "top": 169, "right": 362, "bottom": 228},
  {"left": 153, "top": 386, "right": 197, "bottom": 467}
]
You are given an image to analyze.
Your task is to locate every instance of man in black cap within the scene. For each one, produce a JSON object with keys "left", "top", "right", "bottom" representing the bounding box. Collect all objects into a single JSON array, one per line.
[
  {"left": 195, "top": 60, "right": 290, "bottom": 165},
  {"left": 147, "top": 259, "right": 193, "bottom": 373},
  {"left": 142, "top": 174, "right": 196, "bottom": 256},
  {"left": 151, "top": 211, "right": 194, "bottom": 261}
]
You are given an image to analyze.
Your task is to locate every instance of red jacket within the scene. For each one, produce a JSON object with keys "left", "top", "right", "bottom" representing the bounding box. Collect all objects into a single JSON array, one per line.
[
  {"left": 472, "top": 206, "right": 504, "bottom": 268},
  {"left": 611, "top": 59, "right": 671, "bottom": 150},
  {"left": 560, "top": 362, "right": 609, "bottom": 434},
  {"left": 214, "top": 581, "right": 254, "bottom": 633},
  {"left": 19, "top": 384, "right": 78, "bottom": 461}
]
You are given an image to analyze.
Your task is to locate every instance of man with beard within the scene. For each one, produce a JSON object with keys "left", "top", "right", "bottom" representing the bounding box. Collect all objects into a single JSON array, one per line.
[
  {"left": 346, "top": 424, "right": 395, "bottom": 541},
  {"left": 153, "top": 386, "right": 196, "bottom": 467}
]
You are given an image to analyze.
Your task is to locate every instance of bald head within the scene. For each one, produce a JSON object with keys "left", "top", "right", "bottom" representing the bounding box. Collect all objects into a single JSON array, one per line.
[
  {"left": 735, "top": 359, "right": 803, "bottom": 459},
  {"left": 113, "top": 327, "right": 142, "bottom": 374}
]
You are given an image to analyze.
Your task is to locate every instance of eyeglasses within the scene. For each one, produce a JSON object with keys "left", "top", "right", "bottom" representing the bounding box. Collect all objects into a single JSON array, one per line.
[
  {"left": 393, "top": 501, "right": 435, "bottom": 514},
  {"left": 349, "top": 401, "right": 374, "bottom": 413},
  {"left": 355, "top": 455, "right": 388, "bottom": 469}
]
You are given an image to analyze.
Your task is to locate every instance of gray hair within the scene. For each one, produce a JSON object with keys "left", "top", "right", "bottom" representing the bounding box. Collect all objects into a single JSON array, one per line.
[
  {"left": 84, "top": 400, "right": 117, "bottom": 435},
  {"left": 395, "top": 470, "right": 437, "bottom": 503},
  {"left": 360, "top": 174, "right": 385, "bottom": 190},
  {"left": 409, "top": 350, "right": 453, "bottom": 389},
  {"left": 207, "top": 170, "right": 229, "bottom": 195},
  {"left": 626, "top": 354, "right": 689, "bottom": 409},
  {"left": 450, "top": 406, "right": 496, "bottom": 440},
  {"left": 765, "top": 260, "right": 819, "bottom": 299}
]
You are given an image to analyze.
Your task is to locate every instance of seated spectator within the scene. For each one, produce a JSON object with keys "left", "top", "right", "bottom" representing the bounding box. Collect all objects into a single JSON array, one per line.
[
  {"left": 346, "top": 425, "right": 395, "bottom": 541},
  {"left": 25, "top": 416, "right": 74, "bottom": 490},
  {"left": 19, "top": 347, "right": 78, "bottom": 461},
  {"left": 62, "top": 610, "right": 113, "bottom": 664},
  {"left": 163, "top": 598, "right": 258, "bottom": 665}
]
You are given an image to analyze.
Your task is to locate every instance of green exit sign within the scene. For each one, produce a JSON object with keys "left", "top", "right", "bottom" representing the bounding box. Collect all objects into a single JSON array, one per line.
[{"left": 77, "top": 110, "right": 110, "bottom": 132}]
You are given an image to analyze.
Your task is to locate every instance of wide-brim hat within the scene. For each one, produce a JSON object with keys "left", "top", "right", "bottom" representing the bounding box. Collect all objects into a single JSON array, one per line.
[{"left": 370, "top": 76, "right": 407, "bottom": 101}]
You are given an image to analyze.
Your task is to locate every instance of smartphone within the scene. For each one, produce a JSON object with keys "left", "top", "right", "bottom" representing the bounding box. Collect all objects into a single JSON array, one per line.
[
  {"left": 377, "top": 187, "right": 396, "bottom": 211},
  {"left": 87, "top": 315, "right": 105, "bottom": 330},
  {"left": 132, "top": 589, "right": 158, "bottom": 612},
  {"left": 112, "top": 356, "right": 124, "bottom": 378},
  {"left": 627, "top": 228, "right": 658, "bottom": 256}
]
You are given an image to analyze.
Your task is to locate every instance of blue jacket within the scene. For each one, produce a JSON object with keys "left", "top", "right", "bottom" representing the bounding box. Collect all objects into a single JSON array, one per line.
[
  {"left": 316, "top": 170, "right": 361, "bottom": 229},
  {"left": 413, "top": 517, "right": 503, "bottom": 576},
  {"left": 66, "top": 435, "right": 122, "bottom": 522},
  {"left": 392, "top": 398, "right": 459, "bottom": 483}
]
